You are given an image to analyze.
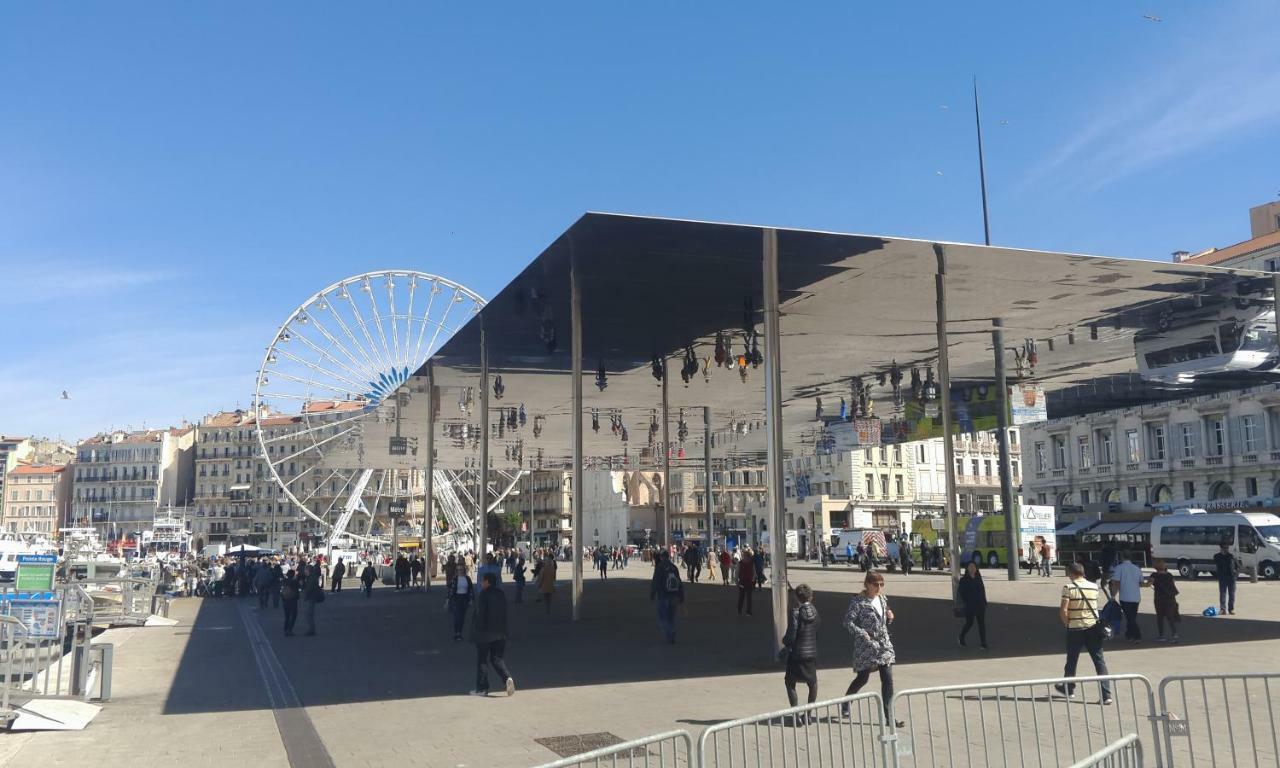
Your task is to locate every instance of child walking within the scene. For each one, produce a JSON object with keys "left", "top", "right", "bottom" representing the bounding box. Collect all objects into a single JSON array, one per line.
[{"left": 1148, "top": 559, "right": 1180, "bottom": 643}]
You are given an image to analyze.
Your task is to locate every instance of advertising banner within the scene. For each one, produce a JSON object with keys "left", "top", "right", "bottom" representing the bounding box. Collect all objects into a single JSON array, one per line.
[{"left": 1010, "top": 384, "right": 1049, "bottom": 425}]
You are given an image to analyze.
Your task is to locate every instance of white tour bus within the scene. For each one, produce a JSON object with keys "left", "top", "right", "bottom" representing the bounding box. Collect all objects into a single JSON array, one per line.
[
  {"left": 1150, "top": 509, "right": 1280, "bottom": 580},
  {"left": 1135, "top": 305, "right": 1278, "bottom": 386}
]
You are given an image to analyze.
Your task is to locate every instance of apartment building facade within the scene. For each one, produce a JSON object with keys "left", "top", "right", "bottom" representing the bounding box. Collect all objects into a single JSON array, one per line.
[
  {"left": 71, "top": 428, "right": 195, "bottom": 538},
  {"left": 0, "top": 436, "right": 32, "bottom": 523},
  {"left": 2, "top": 464, "right": 71, "bottom": 535},
  {"left": 1023, "top": 384, "right": 1280, "bottom": 514}
]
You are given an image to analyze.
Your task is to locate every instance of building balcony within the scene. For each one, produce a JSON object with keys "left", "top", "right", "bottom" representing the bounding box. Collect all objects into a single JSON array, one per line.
[
  {"left": 1241, "top": 453, "right": 1259, "bottom": 464},
  {"left": 1078, "top": 466, "right": 1092, "bottom": 475},
  {"left": 1205, "top": 456, "right": 1225, "bottom": 466},
  {"left": 1180, "top": 459, "right": 1196, "bottom": 468},
  {"left": 1051, "top": 468, "right": 1068, "bottom": 479},
  {"left": 1095, "top": 464, "right": 1113, "bottom": 476},
  {"left": 1125, "top": 462, "right": 1141, "bottom": 472},
  {"left": 1147, "top": 460, "right": 1166, "bottom": 471}
]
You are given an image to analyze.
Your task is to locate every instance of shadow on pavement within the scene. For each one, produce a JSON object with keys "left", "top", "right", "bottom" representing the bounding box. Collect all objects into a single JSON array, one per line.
[{"left": 162, "top": 572, "right": 1280, "bottom": 713}]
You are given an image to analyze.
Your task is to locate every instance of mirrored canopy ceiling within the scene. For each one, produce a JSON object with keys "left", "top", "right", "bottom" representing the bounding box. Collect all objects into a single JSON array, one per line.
[{"left": 324, "top": 213, "right": 1276, "bottom": 473}]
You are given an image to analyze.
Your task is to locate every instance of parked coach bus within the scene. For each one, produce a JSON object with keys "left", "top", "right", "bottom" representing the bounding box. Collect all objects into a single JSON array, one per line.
[{"left": 1150, "top": 509, "right": 1280, "bottom": 580}]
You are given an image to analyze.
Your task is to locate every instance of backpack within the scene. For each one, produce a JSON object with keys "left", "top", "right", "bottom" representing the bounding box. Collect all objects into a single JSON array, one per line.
[
  {"left": 281, "top": 582, "right": 299, "bottom": 601},
  {"left": 664, "top": 569, "right": 680, "bottom": 594}
]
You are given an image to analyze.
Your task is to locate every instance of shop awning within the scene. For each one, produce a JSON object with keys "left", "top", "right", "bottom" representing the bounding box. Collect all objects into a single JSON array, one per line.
[
  {"left": 1055, "top": 519, "right": 1097, "bottom": 536},
  {"left": 1087, "top": 521, "right": 1149, "bottom": 535}
]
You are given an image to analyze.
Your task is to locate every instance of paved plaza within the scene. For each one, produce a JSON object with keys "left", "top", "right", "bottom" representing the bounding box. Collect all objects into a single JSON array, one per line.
[{"left": 2, "top": 564, "right": 1278, "bottom": 767}]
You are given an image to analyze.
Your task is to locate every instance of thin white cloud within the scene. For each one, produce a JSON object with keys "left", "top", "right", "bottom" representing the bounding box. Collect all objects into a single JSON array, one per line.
[
  {"left": 0, "top": 323, "right": 262, "bottom": 440},
  {"left": 1021, "top": 1, "right": 1280, "bottom": 194},
  {"left": 4, "top": 263, "right": 176, "bottom": 303}
]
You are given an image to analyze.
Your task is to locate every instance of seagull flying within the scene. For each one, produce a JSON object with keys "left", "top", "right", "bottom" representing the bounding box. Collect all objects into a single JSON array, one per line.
[{"left": 1142, "top": 14, "right": 1162, "bottom": 22}]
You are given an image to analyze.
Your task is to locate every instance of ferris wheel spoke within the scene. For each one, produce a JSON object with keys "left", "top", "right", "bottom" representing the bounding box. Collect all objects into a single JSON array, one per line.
[
  {"left": 317, "top": 471, "right": 358, "bottom": 525},
  {"left": 269, "top": 423, "right": 359, "bottom": 468},
  {"left": 403, "top": 278, "right": 420, "bottom": 369},
  {"left": 387, "top": 279, "right": 404, "bottom": 372},
  {"left": 344, "top": 290, "right": 394, "bottom": 381},
  {"left": 258, "top": 391, "right": 328, "bottom": 404},
  {"left": 411, "top": 283, "right": 440, "bottom": 368},
  {"left": 262, "top": 411, "right": 369, "bottom": 445},
  {"left": 296, "top": 468, "right": 341, "bottom": 505},
  {"left": 291, "top": 313, "right": 383, "bottom": 386},
  {"left": 422, "top": 288, "right": 462, "bottom": 365},
  {"left": 363, "top": 278, "right": 396, "bottom": 374},
  {"left": 271, "top": 346, "right": 369, "bottom": 396},
  {"left": 323, "top": 297, "right": 387, "bottom": 383},
  {"left": 263, "top": 369, "right": 361, "bottom": 400}
]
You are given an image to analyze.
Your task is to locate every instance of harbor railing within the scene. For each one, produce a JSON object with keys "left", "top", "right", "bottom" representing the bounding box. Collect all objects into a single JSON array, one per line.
[
  {"left": 0, "top": 583, "right": 109, "bottom": 724},
  {"left": 1068, "top": 734, "right": 1145, "bottom": 768},
  {"left": 71, "top": 576, "right": 163, "bottom": 626},
  {"left": 534, "top": 672, "right": 1279, "bottom": 768}
]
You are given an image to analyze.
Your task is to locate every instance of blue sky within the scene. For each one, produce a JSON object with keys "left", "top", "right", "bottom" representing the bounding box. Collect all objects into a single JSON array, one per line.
[{"left": 2, "top": 1, "right": 1278, "bottom": 441}]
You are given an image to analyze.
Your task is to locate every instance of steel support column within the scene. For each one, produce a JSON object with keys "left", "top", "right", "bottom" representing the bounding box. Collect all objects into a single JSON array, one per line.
[
  {"left": 424, "top": 361, "right": 435, "bottom": 591},
  {"left": 762, "top": 227, "right": 788, "bottom": 655},
  {"left": 703, "top": 406, "right": 714, "bottom": 552},
  {"left": 934, "top": 243, "right": 962, "bottom": 601},
  {"left": 661, "top": 358, "right": 671, "bottom": 549},
  {"left": 477, "top": 321, "right": 489, "bottom": 557},
  {"left": 571, "top": 249, "right": 585, "bottom": 620},
  {"left": 993, "top": 319, "right": 1019, "bottom": 581}
]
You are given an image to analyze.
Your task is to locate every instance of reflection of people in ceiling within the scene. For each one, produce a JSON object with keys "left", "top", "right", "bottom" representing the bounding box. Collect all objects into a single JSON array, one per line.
[{"left": 952, "top": 394, "right": 974, "bottom": 434}]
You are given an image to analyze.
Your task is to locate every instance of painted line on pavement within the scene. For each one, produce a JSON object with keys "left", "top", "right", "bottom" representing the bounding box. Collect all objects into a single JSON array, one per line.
[{"left": 238, "top": 600, "right": 336, "bottom": 768}]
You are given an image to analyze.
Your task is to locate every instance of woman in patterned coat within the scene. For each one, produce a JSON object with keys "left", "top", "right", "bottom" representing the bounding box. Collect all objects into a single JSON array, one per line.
[{"left": 842, "top": 570, "right": 903, "bottom": 727}]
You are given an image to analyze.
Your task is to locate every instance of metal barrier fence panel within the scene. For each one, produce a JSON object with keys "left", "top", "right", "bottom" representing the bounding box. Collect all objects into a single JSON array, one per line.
[
  {"left": 1158, "top": 673, "right": 1280, "bottom": 768},
  {"left": 698, "top": 692, "right": 890, "bottom": 768},
  {"left": 0, "top": 583, "right": 98, "bottom": 720},
  {"left": 533, "top": 730, "right": 696, "bottom": 768},
  {"left": 1068, "top": 734, "right": 1144, "bottom": 768},
  {"left": 888, "top": 674, "right": 1162, "bottom": 768}
]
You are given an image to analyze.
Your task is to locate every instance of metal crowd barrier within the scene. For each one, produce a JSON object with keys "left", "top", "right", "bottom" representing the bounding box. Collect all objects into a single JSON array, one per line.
[
  {"left": 1069, "top": 734, "right": 1145, "bottom": 768},
  {"left": 72, "top": 577, "right": 161, "bottom": 626},
  {"left": 534, "top": 730, "right": 696, "bottom": 768},
  {"left": 699, "top": 692, "right": 890, "bottom": 767},
  {"left": 1158, "top": 673, "right": 1280, "bottom": 767},
  {"left": 887, "top": 674, "right": 1160, "bottom": 768},
  {"left": 533, "top": 672, "right": 1280, "bottom": 768},
  {"left": 0, "top": 583, "right": 103, "bottom": 723}
]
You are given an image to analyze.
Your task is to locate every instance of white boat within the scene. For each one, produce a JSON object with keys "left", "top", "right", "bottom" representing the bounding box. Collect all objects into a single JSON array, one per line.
[{"left": 0, "top": 532, "right": 58, "bottom": 583}]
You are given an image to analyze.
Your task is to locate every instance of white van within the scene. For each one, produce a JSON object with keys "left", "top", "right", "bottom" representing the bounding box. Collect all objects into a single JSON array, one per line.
[
  {"left": 1135, "top": 305, "right": 1278, "bottom": 386},
  {"left": 1150, "top": 510, "right": 1280, "bottom": 579}
]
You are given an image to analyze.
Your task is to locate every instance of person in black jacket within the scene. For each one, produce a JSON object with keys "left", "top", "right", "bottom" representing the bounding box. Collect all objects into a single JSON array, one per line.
[
  {"left": 957, "top": 561, "right": 988, "bottom": 649},
  {"left": 470, "top": 573, "right": 515, "bottom": 696},
  {"left": 650, "top": 552, "right": 685, "bottom": 643},
  {"left": 781, "top": 583, "right": 820, "bottom": 719}
]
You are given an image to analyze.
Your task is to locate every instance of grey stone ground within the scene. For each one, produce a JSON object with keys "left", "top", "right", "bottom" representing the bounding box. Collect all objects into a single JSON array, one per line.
[{"left": 2, "top": 562, "right": 1277, "bottom": 767}]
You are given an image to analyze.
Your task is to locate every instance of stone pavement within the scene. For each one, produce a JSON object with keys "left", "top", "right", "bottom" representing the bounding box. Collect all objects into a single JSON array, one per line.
[{"left": 2, "top": 563, "right": 1278, "bottom": 767}]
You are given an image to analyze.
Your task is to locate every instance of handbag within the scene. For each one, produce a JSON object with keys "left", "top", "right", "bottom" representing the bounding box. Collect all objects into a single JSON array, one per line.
[{"left": 1074, "top": 584, "right": 1111, "bottom": 640}]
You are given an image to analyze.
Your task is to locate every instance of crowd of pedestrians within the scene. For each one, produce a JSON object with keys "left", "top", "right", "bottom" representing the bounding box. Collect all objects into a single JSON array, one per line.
[{"left": 184, "top": 532, "right": 1250, "bottom": 711}]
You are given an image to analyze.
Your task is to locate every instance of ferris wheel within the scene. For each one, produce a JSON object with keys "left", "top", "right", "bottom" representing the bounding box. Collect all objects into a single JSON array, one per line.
[{"left": 254, "top": 270, "right": 485, "bottom": 545}]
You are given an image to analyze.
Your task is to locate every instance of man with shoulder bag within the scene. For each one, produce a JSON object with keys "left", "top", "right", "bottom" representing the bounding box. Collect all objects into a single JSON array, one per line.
[{"left": 1055, "top": 561, "right": 1112, "bottom": 705}]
